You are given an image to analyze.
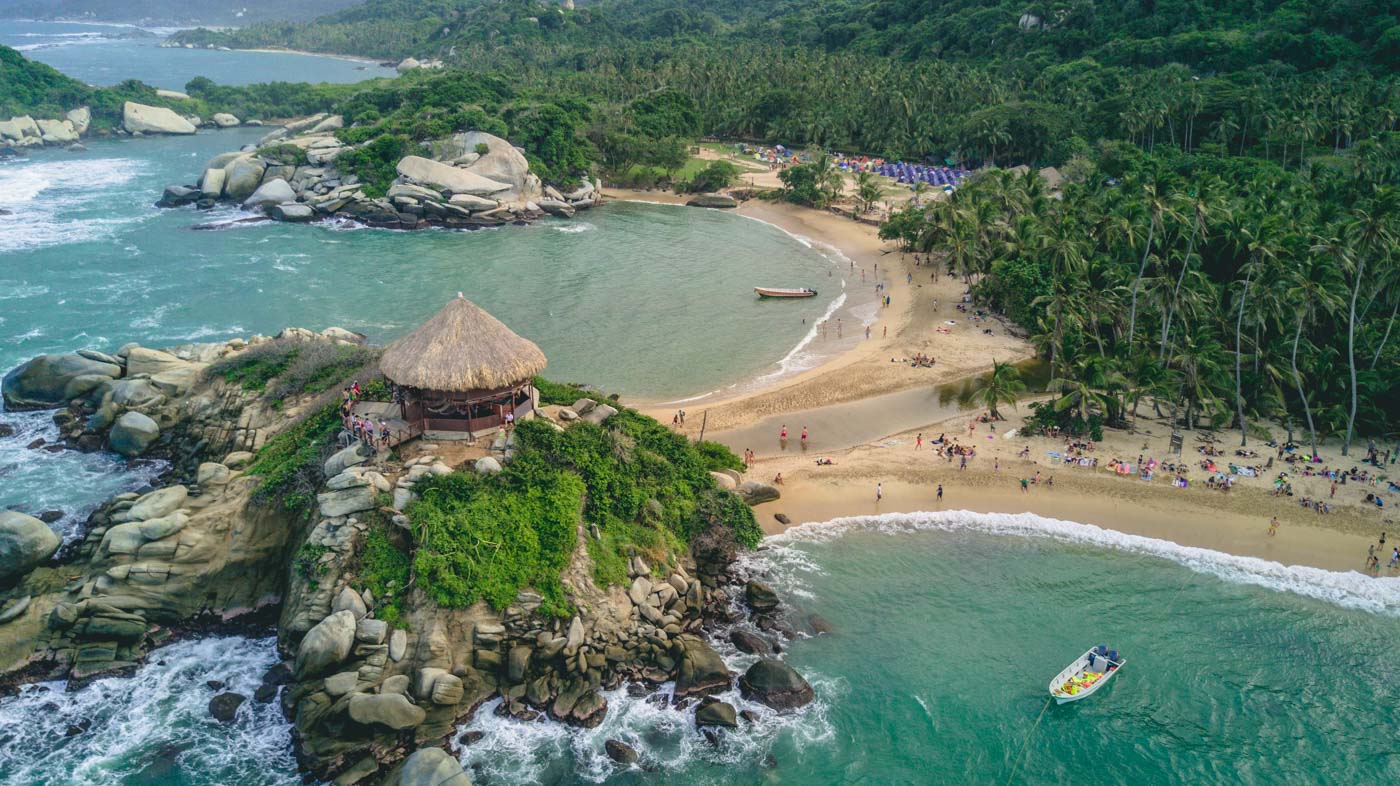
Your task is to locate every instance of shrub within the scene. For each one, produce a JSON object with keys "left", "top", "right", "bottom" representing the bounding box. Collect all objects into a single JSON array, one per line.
[
  {"left": 266, "top": 342, "right": 379, "bottom": 401},
  {"left": 695, "top": 440, "right": 744, "bottom": 473},
  {"left": 475, "top": 142, "right": 490, "bottom": 155},
  {"left": 209, "top": 339, "right": 300, "bottom": 391},
  {"left": 246, "top": 404, "right": 342, "bottom": 515},
  {"left": 683, "top": 160, "right": 739, "bottom": 194},
  {"left": 360, "top": 521, "right": 412, "bottom": 627}
]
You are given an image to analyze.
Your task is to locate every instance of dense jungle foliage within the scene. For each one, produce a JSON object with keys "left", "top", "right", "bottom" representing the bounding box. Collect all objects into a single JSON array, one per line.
[{"left": 880, "top": 147, "right": 1398, "bottom": 455}]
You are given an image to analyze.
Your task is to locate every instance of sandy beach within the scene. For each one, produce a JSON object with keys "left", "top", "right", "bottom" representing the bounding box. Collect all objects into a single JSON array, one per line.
[{"left": 607, "top": 184, "right": 1396, "bottom": 577}]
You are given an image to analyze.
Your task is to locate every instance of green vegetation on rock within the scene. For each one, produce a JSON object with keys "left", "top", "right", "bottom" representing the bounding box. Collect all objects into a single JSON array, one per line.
[
  {"left": 246, "top": 404, "right": 343, "bottom": 515},
  {"left": 406, "top": 406, "right": 758, "bottom": 616}
]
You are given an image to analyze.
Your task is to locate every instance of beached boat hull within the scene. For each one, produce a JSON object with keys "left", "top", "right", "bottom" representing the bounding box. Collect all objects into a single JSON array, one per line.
[
  {"left": 1049, "top": 648, "right": 1124, "bottom": 704},
  {"left": 754, "top": 287, "right": 818, "bottom": 298}
]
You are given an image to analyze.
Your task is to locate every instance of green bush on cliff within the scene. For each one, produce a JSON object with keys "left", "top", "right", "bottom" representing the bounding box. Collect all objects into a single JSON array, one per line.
[
  {"left": 406, "top": 403, "right": 760, "bottom": 612},
  {"left": 410, "top": 466, "right": 583, "bottom": 617},
  {"left": 246, "top": 404, "right": 342, "bottom": 515},
  {"left": 210, "top": 337, "right": 380, "bottom": 403},
  {"left": 360, "top": 521, "right": 412, "bottom": 627}
]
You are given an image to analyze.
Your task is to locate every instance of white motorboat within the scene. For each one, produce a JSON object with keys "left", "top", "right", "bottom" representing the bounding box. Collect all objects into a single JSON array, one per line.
[{"left": 1049, "top": 646, "right": 1124, "bottom": 704}]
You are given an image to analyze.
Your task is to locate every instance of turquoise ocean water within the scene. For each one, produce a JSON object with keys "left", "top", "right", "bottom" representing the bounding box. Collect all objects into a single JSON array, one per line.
[{"left": 4, "top": 41, "right": 1395, "bottom": 786}]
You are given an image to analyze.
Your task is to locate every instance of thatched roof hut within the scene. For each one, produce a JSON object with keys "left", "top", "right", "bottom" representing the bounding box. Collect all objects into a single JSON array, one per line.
[{"left": 380, "top": 293, "right": 546, "bottom": 391}]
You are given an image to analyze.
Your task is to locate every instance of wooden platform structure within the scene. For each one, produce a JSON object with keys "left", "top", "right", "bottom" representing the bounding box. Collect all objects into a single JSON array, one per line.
[
  {"left": 347, "top": 401, "right": 419, "bottom": 448},
  {"left": 377, "top": 293, "right": 545, "bottom": 442}
]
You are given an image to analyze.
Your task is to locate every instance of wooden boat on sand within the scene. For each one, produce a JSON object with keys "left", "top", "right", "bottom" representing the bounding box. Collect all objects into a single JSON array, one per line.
[{"left": 755, "top": 287, "right": 818, "bottom": 298}]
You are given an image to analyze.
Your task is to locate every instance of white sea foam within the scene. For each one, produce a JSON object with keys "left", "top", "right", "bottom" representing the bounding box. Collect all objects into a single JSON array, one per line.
[
  {"left": 0, "top": 637, "right": 297, "bottom": 786},
  {"left": 0, "top": 157, "right": 148, "bottom": 253},
  {"left": 552, "top": 222, "right": 596, "bottom": 233},
  {"left": 0, "top": 407, "right": 167, "bottom": 541},
  {"left": 764, "top": 511, "right": 1400, "bottom": 617},
  {"left": 456, "top": 674, "right": 836, "bottom": 785}
]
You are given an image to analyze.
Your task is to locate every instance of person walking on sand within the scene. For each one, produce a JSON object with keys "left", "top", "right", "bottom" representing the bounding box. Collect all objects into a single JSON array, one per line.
[
  {"left": 865, "top": 326, "right": 871, "bottom": 340},
  {"left": 959, "top": 454, "right": 967, "bottom": 470},
  {"left": 876, "top": 482, "right": 883, "bottom": 502},
  {"left": 994, "top": 458, "right": 999, "bottom": 473},
  {"left": 780, "top": 425, "right": 788, "bottom": 442},
  {"left": 1389, "top": 548, "right": 1399, "bottom": 569},
  {"left": 936, "top": 484, "right": 943, "bottom": 502},
  {"left": 1020, "top": 477, "right": 1029, "bottom": 493},
  {"left": 916, "top": 433, "right": 922, "bottom": 450},
  {"left": 801, "top": 426, "right": 808, "bottom": 447},
  {"left": 1268, "top": 516, "right": 1279, "bottom": 537}
]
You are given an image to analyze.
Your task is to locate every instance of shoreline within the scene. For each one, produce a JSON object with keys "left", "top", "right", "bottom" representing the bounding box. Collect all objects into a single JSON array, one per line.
[
  {"left": 606, "top": 189, "right": 1033, "bottom": 427},
  {"left": 601, "top": 188, "right": 1393, "bottom": 580}
]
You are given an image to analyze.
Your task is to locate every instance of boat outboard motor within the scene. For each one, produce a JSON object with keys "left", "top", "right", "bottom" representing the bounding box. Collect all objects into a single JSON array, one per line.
[
  {"left": 1096, "top": 645, "right": 1108, "bottom": 656},
  {"left": 1108, "top": 650, "right": 1119, "bottom": 662}
]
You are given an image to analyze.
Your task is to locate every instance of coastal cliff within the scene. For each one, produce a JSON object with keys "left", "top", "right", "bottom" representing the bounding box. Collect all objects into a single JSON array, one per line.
[{"left": 0, "top": 327, "right": 803, "bottom": 785}]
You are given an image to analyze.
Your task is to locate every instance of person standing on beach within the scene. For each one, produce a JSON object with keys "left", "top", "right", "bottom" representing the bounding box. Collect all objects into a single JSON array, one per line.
[
  {"left": 916, "top": 433, "right": 922, "bottom": 450},
  {"left": 1268, "top": 517, "right": 1279, "bottom": 537},
  {"left": 936, "top": 484, "right": 943, "bottom": 502},
  {"left": 994, "top": 458, "right": 999, "bottom": 473},
  {"left": 1020, "top": 478, "right": 1029, "bottom": 493},
  {"left": 959, "top": 455, "right": 967, "bottom": 470},
  {"left": 801, "top": 426, "right": 808, "bottom": 447},
  {"left": 876, "top": 482, "right": 883, "bottom": 501}
]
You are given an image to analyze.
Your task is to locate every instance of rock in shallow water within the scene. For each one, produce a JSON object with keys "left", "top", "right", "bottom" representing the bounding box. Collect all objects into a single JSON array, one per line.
[
  {"left": 604, "top": 739, "right": 638, "bottom": 764},
  {"left": 0, "top": 511, "right": 60, "bottom": 583},
  {"left": 208, "top": 691, "right": 246, "bottom": 723},
  {"left": 392, "top": 747, "right": 472, "bottom": 786},
  {"left": 739, "top": 659, "right": 814, "bottom": 710}
]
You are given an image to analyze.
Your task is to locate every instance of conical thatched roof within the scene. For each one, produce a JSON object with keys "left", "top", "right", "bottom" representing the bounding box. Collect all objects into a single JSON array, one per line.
[{"left": 379, "top": 294, "right": 546, "bottom": 391}]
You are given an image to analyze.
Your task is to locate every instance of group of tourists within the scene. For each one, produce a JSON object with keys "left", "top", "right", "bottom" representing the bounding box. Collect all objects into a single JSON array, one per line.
[{"left": 339, "top": 381, "right": 392, "bottom": 449}]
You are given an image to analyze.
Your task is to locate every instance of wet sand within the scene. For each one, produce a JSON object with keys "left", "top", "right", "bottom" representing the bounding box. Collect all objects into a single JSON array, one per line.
[{"left": 751, "top": 477, "right": 1377, "bottom": 574}]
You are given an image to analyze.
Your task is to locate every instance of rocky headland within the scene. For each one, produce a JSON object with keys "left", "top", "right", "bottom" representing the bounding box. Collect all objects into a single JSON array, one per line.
[
  {"left": 157, "top": 120, "right": 601, "bottom": 230},
  {"left": 0, "top": 328, "right": 806, "bottom": 785}
]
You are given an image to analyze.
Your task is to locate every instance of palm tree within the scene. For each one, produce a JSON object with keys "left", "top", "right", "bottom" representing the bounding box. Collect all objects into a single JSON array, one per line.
[
  {"left": 977, "top": 359, "right": 1026, "bottom": 420},
  {"left": 853, "top": 170, "right": 886, "bottom": 215},
  {"left": 1284, "top": 253, "right": 1345, "bottom": 456},
  {"left": 1317, "top": 186, "right": 1399, "bottom": 455},
  {"left": 1125, "top": 174, "right": 1179, "bottom": 352}
]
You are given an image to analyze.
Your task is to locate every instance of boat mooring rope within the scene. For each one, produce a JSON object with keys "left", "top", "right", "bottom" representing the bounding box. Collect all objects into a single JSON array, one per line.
[{"left": 1004, "top": 696, "right": 1053, "bottom": 786}]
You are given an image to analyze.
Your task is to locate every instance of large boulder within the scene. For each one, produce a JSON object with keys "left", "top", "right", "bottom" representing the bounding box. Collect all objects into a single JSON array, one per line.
[
  {"left": 124, "top": 347, "right": 187, "bottom": 377},
  {"left": 323, "top": 444, "right": 369, "bottom": 477},
  {"left": 0, "top": 511, "right": 61, "bottom": 584},
  {"left": 737, "top": 481, "right": 780, "bottom": 505},
  {"left": 126, "top": 486, "right": 188, "bottom": 521},
  {"left": 211, "top": 113, "right": 241, "bottom": 128},
  {"left": 695, "top": 700, "right": 738, "bottom": 728},
  {"left": 317, "top": 485, "right": 376, "bottom": 518},
  {"left": 0, "top": 116, "right": 39, "bottom": 141},
  {"left": 673, "top": 635, "right": 732, "bottom": 698},
  {"left": 295, "top": 610, "right": 357, "bottom": 678},
  {"left": 396, "top": 156, "right": 512, "bottom": 197},
  {"left": 744, "top": 580, "right": 780, "bottom": 613},
  {"left": 738, "top": 659, "right": 814, "bottom": 710},
  {"left": 122, "top": 102, "right": 196, "bottom": 135},
  {"left": 66, "top": 106, "right": 90, "bottom": 135},
  {"left": 447, "top": 193, "right": 498, "bottom": 211},
  {"left": 396, "top": 57, "right": 422, "bottom": 73},
  {"left": 199, "top": 167, "right": 226, "bottom": 198},
  {"left": 36, "top": 119, "right": 78, "bottom": 145},
  {"left": 453, "top": 131, "right": 536, "bottom": 196},
  {"left": 269, "top": 203, "right": 315, "bottom": 223},
  {"left": 687, "top": 194, "right": 738, "bottom": 209},
  {"left": 242, "top": 178, "right": 296, "bottom": 211},
  {"left": 108, "top": 411, "right": 160, "bottom": 456},
  {"left": 391, "top": 747, "right": 472, "bottom": 786},
  {"left": 208, "top": 692, "right": 247, "bottom": 723},
  {"left": 2, "top": 353, "right": 121, "bottom": 409},
  {"left": 348, "top": 693, "right": 426, "bottom": 730},
  {"left": 222, "top": 157, "right": 266, "bottom": 201},
  {"left": 108, "top": 378, "right": 165, "bottom": 409}
]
